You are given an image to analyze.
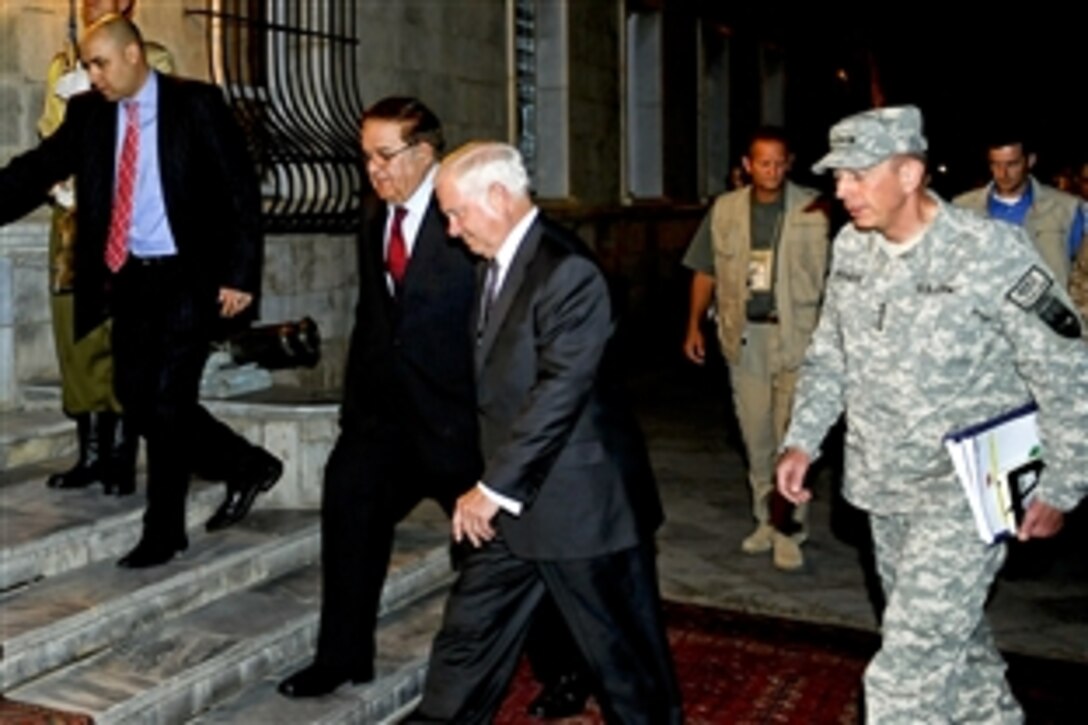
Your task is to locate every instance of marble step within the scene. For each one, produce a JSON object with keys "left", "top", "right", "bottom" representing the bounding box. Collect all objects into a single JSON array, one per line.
[
  {"left": 18, "top": 381, "right": 65, "bottom": 411},
  {"left": 0, "top": 407, "right": 75, "bottom": 470},
  {"left": 188, "top": 587, "right": 448, "bottom": 725},
  {"left": 10, "top": 385, "right": 339, "bottom": 512},
  {"left": 6, "top": 515, "right": 454, "bottom": 725},
  {"left": 0, "top": 465, "right": 221, "bottom": 592},
  {"left": 0, "top": 509, "right": 320, "bottom": 691}
]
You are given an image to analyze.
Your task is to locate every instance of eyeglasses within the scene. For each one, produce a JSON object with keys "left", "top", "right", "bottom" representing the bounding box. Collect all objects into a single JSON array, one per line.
[{"left": 362, "top": 143, "right": 416, "bottom": 165}]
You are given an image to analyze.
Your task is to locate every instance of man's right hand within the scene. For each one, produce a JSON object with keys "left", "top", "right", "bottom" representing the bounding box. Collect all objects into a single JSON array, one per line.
[
  {"left": 683, "top": 327, "right": 706, "bottom": 365},
  {"left": 452, "top": 487, "right": 499, "bottom": 548},
  {"left": 776, "top": 447, "right": 812, "bottom": 504},
  {"left": 683, "top": 271, "right": 715, "bottom": 365}
]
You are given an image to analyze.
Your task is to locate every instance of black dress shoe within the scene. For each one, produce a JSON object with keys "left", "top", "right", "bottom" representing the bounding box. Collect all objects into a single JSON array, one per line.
[
  {"left": 277, "top": 663, "right": 373, "bottom": 698},
  {"left": 205, "top": 451, "right": 283, "bottom": 532},
  {"left": 527, "top": 673, "right": 591, "bottom": 720},
  {"left": 117, "top": 536, "right": 188, "bottom": 568}
]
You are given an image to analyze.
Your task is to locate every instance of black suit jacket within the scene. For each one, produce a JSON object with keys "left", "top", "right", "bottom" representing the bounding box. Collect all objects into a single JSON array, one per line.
[
  {"left": 0, "top": 72, "right": 263, "bottom": 338},
  {"left": 340, "top": 191, "right": 481, "bottom": 481},
  {"left": 475, "top": 214, "right": 663, "bottom": 560}
]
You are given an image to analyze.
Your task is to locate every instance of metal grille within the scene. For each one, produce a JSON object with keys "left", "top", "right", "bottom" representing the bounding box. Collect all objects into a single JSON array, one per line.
[
  {"left": 189, "top": 0, "right": 366, "bottom": 233},
  {"left": 513, "top": 0, "right": 537, "bottom": 184}
]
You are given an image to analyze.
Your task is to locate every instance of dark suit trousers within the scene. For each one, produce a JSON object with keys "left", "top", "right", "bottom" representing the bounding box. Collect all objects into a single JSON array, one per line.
[
  {"left": 526, "top": 594, "right": 590, "bottom": 686},
  {"left": 411, "top": 536, "right": 683, "bottom": 725},
  {"left": 314, "top": 420, "right": 468, "bottom": 674},
  {"left": 110, "top": 259, "right": 259, "bottom": 543}
]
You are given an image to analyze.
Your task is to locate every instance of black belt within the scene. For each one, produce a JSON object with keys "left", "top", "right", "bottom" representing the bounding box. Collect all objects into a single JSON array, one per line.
[
  {"left": 126, "top": 252, "right": 177, "bottom": 266},
  {"left": 747, "top": 311, "right": 779, "bottom": 324}
]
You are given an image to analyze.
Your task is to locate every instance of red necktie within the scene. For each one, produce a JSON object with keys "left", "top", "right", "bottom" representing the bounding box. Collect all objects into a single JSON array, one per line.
[
  {"left": 105, "top": 101, "right": 139, "bottom": 273},
  {"left": 386, "top": 206, "right": 409, "bottom": 285}
]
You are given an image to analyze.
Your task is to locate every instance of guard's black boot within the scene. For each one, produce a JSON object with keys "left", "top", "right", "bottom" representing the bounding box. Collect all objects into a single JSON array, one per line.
[
  {"left": 103, "top": 413, "right": 138, "bottom": 496},
  {"left": 47, "top": 412, "right": 107, "bottom": 490}
]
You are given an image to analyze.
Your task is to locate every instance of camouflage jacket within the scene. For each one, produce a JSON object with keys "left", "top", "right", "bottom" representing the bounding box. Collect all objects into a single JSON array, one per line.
[{"left": 784, "top": 194, "right": 1088, "bottom": 514}]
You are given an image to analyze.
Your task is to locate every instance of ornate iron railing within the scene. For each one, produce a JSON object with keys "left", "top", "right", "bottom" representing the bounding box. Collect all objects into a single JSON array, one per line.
[
  {"left": 513, "top": 0, "right": 537, "bottom": 185},
  {"left": 188, "top": 0, "right": 366, "bottom": 233}
]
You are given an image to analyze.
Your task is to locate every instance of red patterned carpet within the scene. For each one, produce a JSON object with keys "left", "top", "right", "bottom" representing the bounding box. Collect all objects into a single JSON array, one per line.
[
  {"left": 495, "top": 600, "right": 1085, "bottom": 724},
  {"left": 2, "top": 601, "right": 1079, "bottom": 724},
  {"left": 0, "top": 699, "right": 93, "bottom": 725}
]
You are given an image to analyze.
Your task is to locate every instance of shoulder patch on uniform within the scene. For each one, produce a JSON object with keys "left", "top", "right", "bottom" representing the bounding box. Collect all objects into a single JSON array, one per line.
[
  {"left": 1006, "top": 266, "right": 1052, "bottom": 311},
  {"left": 1006, "top": 265, "right": 1082, "bottom": 339}
]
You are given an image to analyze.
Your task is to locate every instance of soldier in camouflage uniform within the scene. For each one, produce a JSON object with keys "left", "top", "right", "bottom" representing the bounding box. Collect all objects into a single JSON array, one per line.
[{"left": 776, "top": 106, "right": 1088, "bottom": 723}]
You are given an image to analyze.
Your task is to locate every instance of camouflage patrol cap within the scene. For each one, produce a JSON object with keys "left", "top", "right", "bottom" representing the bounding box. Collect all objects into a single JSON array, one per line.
[{"left": 812, "top": 105, "right": 928, "bottom": 174}]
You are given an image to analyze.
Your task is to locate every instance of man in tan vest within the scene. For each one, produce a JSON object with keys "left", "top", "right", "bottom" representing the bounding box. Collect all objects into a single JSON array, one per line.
[
  {"left": 953, "top": 133, "right": 1085, "bottom": 287},
  {"left": 1071, "top": 229, "right": 1088, "bottom": 327},
  {"left": 683, "top": 127, "right": 830, "bottom": 570}
]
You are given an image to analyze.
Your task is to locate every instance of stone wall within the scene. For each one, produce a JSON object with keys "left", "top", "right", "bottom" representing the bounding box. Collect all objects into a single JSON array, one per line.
[
  {"left": 0, "top": 224, "right": 356, "bottom": 410},
  {"left": 0, "top": 1, "right": 208, "bottom": 167},
  {"left": 349, "top": 1, "right": 629, "bottom": 206},
  {"left": 567, "top": 1, "right": 622, "bottom": 205},
  {"left": 0, "top": 216, "right": 52, "bottom": 410},
  {"left": 0, "top": 3, "right": 57, "bottom": 164},
  {"left": 353, "top": 0, "right": 509, "bottom": 150},
  {"left": 260, "top": 233, "right": 357, "bottom": 393}
]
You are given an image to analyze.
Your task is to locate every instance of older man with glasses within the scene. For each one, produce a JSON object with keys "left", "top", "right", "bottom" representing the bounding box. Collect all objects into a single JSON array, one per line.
[{"left": 278, "top": 100, "right": 588, "bottom": 717}]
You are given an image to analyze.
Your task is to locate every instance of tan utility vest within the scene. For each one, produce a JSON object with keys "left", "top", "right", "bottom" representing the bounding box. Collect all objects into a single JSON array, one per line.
[
  {"left": 710, "top": 182, "right": 830, "bottom": 368},
  {"left": 954, "top": 178, "right": 1079, "bottom": 287}
]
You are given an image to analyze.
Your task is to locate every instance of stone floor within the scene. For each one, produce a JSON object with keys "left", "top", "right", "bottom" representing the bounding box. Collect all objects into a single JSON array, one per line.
[{"left": 633, "top": 358, "right": 1088, "bottom": 665}]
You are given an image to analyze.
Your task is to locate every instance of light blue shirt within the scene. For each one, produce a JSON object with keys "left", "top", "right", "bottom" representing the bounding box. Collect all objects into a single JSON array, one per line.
[
  {"left": 114, "top": 71, "right": 177, "bottom": 258},
  {"left": 985, "top": 181, "right": 1034, "bottom": 228},
  {"left": 1070, "top": 206, "right": 1085, "bottom": 259}
]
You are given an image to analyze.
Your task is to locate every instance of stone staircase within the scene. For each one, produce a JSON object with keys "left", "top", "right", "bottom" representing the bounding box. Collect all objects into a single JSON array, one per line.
[{"left": 0, "top": 407, "right": 455, "bottom": 724}]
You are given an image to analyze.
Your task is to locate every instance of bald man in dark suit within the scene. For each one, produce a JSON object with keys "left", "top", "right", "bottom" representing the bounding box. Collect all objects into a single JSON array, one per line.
[{"left": 0, "top": 16, "right": 281, "bottom": 568}]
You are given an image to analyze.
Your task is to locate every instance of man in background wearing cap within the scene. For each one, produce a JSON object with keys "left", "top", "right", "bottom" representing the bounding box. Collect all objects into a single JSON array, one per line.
[
  {"left": 681, "top": 126, "right": 830, "bottom": 570},
  {"left": 954, "top": 132, "right": 1085, "bottom": 286},
  {"left": 776, "top": 105, "right": 1088, "bottom": 721}
]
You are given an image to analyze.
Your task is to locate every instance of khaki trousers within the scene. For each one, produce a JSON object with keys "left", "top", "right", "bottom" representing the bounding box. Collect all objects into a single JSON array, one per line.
[{"left": 728, "top": 321, "right": 807, "bottom": 532}]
